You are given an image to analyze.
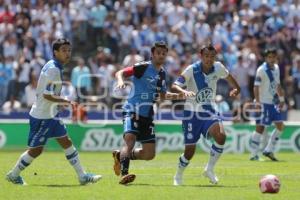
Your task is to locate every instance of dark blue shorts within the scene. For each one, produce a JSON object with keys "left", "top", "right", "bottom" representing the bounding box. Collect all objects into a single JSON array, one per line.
[
  {"left": 255, "top": 103, "right": 283, "bottom": 126},
  {"left": 182, "top": 110, "right": 221, "bottom": 144},
  {"left": 123, "top": 112, "right": 155, "bottom": 143},
  {"left": 28, "top": 115, "right": 67, "bottom": 147}
]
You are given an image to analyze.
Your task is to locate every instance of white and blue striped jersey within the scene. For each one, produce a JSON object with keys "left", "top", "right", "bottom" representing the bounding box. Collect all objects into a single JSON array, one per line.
[
  {"left": 29, "top": 59, "right": 63, "bottom": 119},
  {"left": 254, "top": 62, "right": 280, "bottom": 104},
  {"left": 175, "top": 61, "right": 229, "bottom": 112}
]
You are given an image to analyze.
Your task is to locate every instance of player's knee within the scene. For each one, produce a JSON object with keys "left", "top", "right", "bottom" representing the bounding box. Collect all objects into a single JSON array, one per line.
[
  {"left": 184, "top": 147, "right": 195, "bottom": 160},
  {"left": 28, "top": 148, "right": 43, "bottom": 158},
  {"left": 144, "top": 152, "right": 155, "bottom": 160},
  {"left": 216, "top": 133, "right": 226, "bottom": 145},
  {"left": 277, "top": 123, "right": 284, "bottom": 131}
]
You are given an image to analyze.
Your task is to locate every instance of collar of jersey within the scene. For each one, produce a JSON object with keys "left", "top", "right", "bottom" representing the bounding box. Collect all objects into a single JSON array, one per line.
[
  {"left": 150, "top": 61, "right": 163, "bottom": 73},
  {"left": 199, "top": 61, "right": 215, "bottom": 75},
  {"left": 265, "top": 62, "right": 275, "bottom": 70},
  {"left": 53, "top": 58, "right": 63, "bottom": 70}
]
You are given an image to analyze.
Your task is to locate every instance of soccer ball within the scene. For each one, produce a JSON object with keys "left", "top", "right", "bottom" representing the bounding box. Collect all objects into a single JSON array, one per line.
[{"left": 259, "top": 174, "right": 280, "bottom": 193}]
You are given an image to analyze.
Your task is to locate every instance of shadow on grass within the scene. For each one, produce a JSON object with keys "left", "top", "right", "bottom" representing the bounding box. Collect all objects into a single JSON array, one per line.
[
  {"left": 31, "top": 184, "right": 81, "bottom": 188},
  {"left": 129, "top": 183, "right": 245, "bottom": 188}
]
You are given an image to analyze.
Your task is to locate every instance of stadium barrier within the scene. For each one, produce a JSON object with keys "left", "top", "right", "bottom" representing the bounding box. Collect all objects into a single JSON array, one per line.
[{"left": 0, "top": 121, "right": 299, "bottom": 153}]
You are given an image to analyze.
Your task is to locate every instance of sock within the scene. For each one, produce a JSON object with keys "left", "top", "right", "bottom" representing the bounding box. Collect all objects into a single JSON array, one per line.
[
  {"left": 120, "top": 157, "right": 130, "bottom": 176},
  {"left": 250, "top": 132, "right": 262, "bottom": 157},
  {"left": 11, "top": 151, "right": 34, "bottom": 177},
  {"left": 207, "top": 143, "right": 223, "bottom": 171},
  {"left": 64, "top": 145, "right": 85, "bottom": 177},
  {"left": 175, "top": 154, "right": 189, "bottom": 175},
  {"left": 264, "top": 129, "right": 281, "bottom": 152},
  {"left": 130, "top": 149, "right": 137, "bottom": 160}
]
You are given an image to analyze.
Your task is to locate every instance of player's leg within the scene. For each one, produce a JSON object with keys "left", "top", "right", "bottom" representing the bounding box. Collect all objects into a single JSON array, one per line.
[
  {"left": 174, "top": 144, "right": 196, "bottom": 186},
  {"left": 128, "top": 119, "right": 156, "bottom": 161},
  {"left": 117, "top": 112, "right": 143, "bottom": 184},
  {"left": 249, "top": 125, "right": 265, "bottom": 160},
  {"left": 6, "top": 116, "right": 47, "bottom": 185},
  {"left": 56, "top": 135, "right": 102, "bottom": 185},
  {"left": 250, "top": 103, "right": 268, "bottom": 160},
  {"left": 6, "top": 147, "right": 43, "bottom": 185},
  {"left": 130, "top": 143, "right": 155, "bottom": 160},
  {"left": 204, "top": 122, "right": 225, "bottom": 184},
  {"left": 174, "top": 113, "right": 200, "bottom": 186},
  {"left": 119, "top": 132, "right": 136, "bottom": 184},
  {"left": 263, "top": 122, "right": 284, "bottom": 161}
]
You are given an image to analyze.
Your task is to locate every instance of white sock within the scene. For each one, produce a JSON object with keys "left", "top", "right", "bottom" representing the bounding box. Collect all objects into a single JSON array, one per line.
[
  {"left": 176, "top": 154, "right": 189, "bottom": 175},
  {"left": 206, "top": 143, "right": 223, "bottom": 171},
  {"left": 264, "top": 129, "right": 281, "bottom": 152},
  {"left": 64, "top": 145, "right": 85, "bottom": 177},
  {"left": 11, "top": 151, "right": 34, "bottom": 177},
  {"left": 250, "top": 132, "right": 262, "bottom": 157}
]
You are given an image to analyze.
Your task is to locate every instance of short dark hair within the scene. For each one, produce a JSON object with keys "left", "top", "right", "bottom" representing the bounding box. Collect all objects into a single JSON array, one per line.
[
  {"left": 151, "top": 41, "right": 168, "bottom": 53},
  {"left": 52, "top": 38, "right": 71, "bottom": 54},
  {"left": 200, "top": 43, "right": 217, "bottom": 54},
  {"left": 264, "top": 48, "right": 277, "bottom": 57}
]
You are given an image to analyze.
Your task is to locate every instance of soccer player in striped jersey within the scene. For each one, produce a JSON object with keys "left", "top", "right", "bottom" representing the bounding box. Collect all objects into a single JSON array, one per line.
[
  {"left": 172, "top": 44, "right": 240, "bottom": 185},
  {"left": 249, "top": 48, "right": 285, "bottom": 161},
  {"left": 6, "top": 38, "right": 101, "bottom": 185}
]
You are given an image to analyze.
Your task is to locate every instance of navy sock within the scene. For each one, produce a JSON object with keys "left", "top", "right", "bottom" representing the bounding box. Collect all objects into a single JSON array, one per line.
[{"left": 120, "top": 157, "right": 130, "bottom": 176}]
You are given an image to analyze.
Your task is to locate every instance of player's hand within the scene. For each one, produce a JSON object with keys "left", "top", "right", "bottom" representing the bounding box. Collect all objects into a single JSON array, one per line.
[
  {"left": 116, "top": 80, "right": 126, "bottom": 90},
  {"left": 69, "top": 101, "right": 78, "bottom": 108},
  {"left": 183, "top": 90, "right": 196, "bottom": 97},
  {"left": 254, "top": 100, "right": 261, "bottom": 110},
  {"left": 278, "top": 102, "right": 284, "bottom": 111},
  {"left": 229, "top": 88, "right": 239, "bottom": 97}
]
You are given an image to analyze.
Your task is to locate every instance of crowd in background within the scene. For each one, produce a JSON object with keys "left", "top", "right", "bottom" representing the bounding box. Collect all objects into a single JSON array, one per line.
[{"left": 0, "top": 0, "right": 300, "bottom": 121}]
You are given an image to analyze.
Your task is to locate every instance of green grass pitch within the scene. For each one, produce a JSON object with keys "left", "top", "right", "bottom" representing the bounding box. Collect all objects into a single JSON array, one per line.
[{"left": 1, "top": 151, "right": 299, "bottom": 200}]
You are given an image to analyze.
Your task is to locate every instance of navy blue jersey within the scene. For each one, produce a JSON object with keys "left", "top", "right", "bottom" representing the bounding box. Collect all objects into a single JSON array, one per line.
[{"left": 122, "top": 61, "right": 167, "bottom": 118}]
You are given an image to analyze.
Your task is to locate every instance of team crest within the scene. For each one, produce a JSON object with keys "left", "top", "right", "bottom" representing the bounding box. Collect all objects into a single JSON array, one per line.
[
  {"left": 187, "top": 132, "right": 193, "bottom": 139},
  {"left": 196, "top": 87, "right": 213, "bottom": 103}
]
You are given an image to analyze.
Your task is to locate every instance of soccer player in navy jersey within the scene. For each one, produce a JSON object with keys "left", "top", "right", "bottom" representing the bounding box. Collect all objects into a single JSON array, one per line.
[
  {"left": 6, "top": 38, "right": 101, "bottom": 185},
  {"left": 112, "top": 41, "right": 192, "bottom": 184},
  {"left": 172, "top": 44, "right": 240, "bottom": 185},
  {"left": 249, "top": 48, "right": 285, "bottom": 161}
]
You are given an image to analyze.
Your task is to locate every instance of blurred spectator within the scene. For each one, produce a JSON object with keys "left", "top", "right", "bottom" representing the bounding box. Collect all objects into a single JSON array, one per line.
[
  {"left": 292, "top": 55, "right": 300, "bottom": 109},
  {"left": 97, "top": 59, "right": 116, "bottom": 105},
  {"left": 0, "top": 5, "right": 14, "bottom": 24},
  {"left": 0, "top": 56, "right": 10, "bottom": 106},
  {"left": 122, "top": 48, "right": 143, "bottom": 67},
  {"left": 232, "top": 55, "right": 250, "bottom": 102},
  {"left": 71, "top": 58, "right": 91, "bottom": 103},
  {"left": 24, "top": 70, "right": 37, "bottom": 108},
  {"left": 88, "top": 0, "right": 108, "bottom": 48}
]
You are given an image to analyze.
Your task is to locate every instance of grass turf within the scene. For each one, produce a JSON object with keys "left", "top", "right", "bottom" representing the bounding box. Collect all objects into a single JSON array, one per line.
[{"left": 1, "top": 151, "right": 299, "bottom": 200}]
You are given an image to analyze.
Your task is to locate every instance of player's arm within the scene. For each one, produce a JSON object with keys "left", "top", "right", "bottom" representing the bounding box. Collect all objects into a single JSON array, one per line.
[
  {"left": 43, "top": 68, "right": 76, "bottom": 106},
  {"left": 171, "top": 82, "right": 195, "bottom": 97},
  {"left": 160, "top": 91, "right": 187, "bottom": 100},
  {"left": 275, "top": 67, "right": 285, "bottom": 108},
  {"left": 171, "top": 66, "right": 195, "bottom": 97},
  {"left": 43, "top": 93, "right": 72, "bottom": 104},
  {"left": 115, "top": 63, "right": 149, "bottom": 89},
  {"left": 115, "top": 68, "right": 129, "bottom": 89},
  {"left": 43, "top": 84, "right": 77, "bottom": 106},
  {"left": 276, "top": 84, "right": 284, "bottom": 101},
  {"left": 225, "top": 74, "right": 240, "bottom": 97},
  {"left": 253, "top": 85, "right": 260, "bottom": 103},
  {"left": 276, "top": 84, "right": 285, "bottom": 109},
  {"left": 253, "top": 70, "right": 262, "bottom": 108}
]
